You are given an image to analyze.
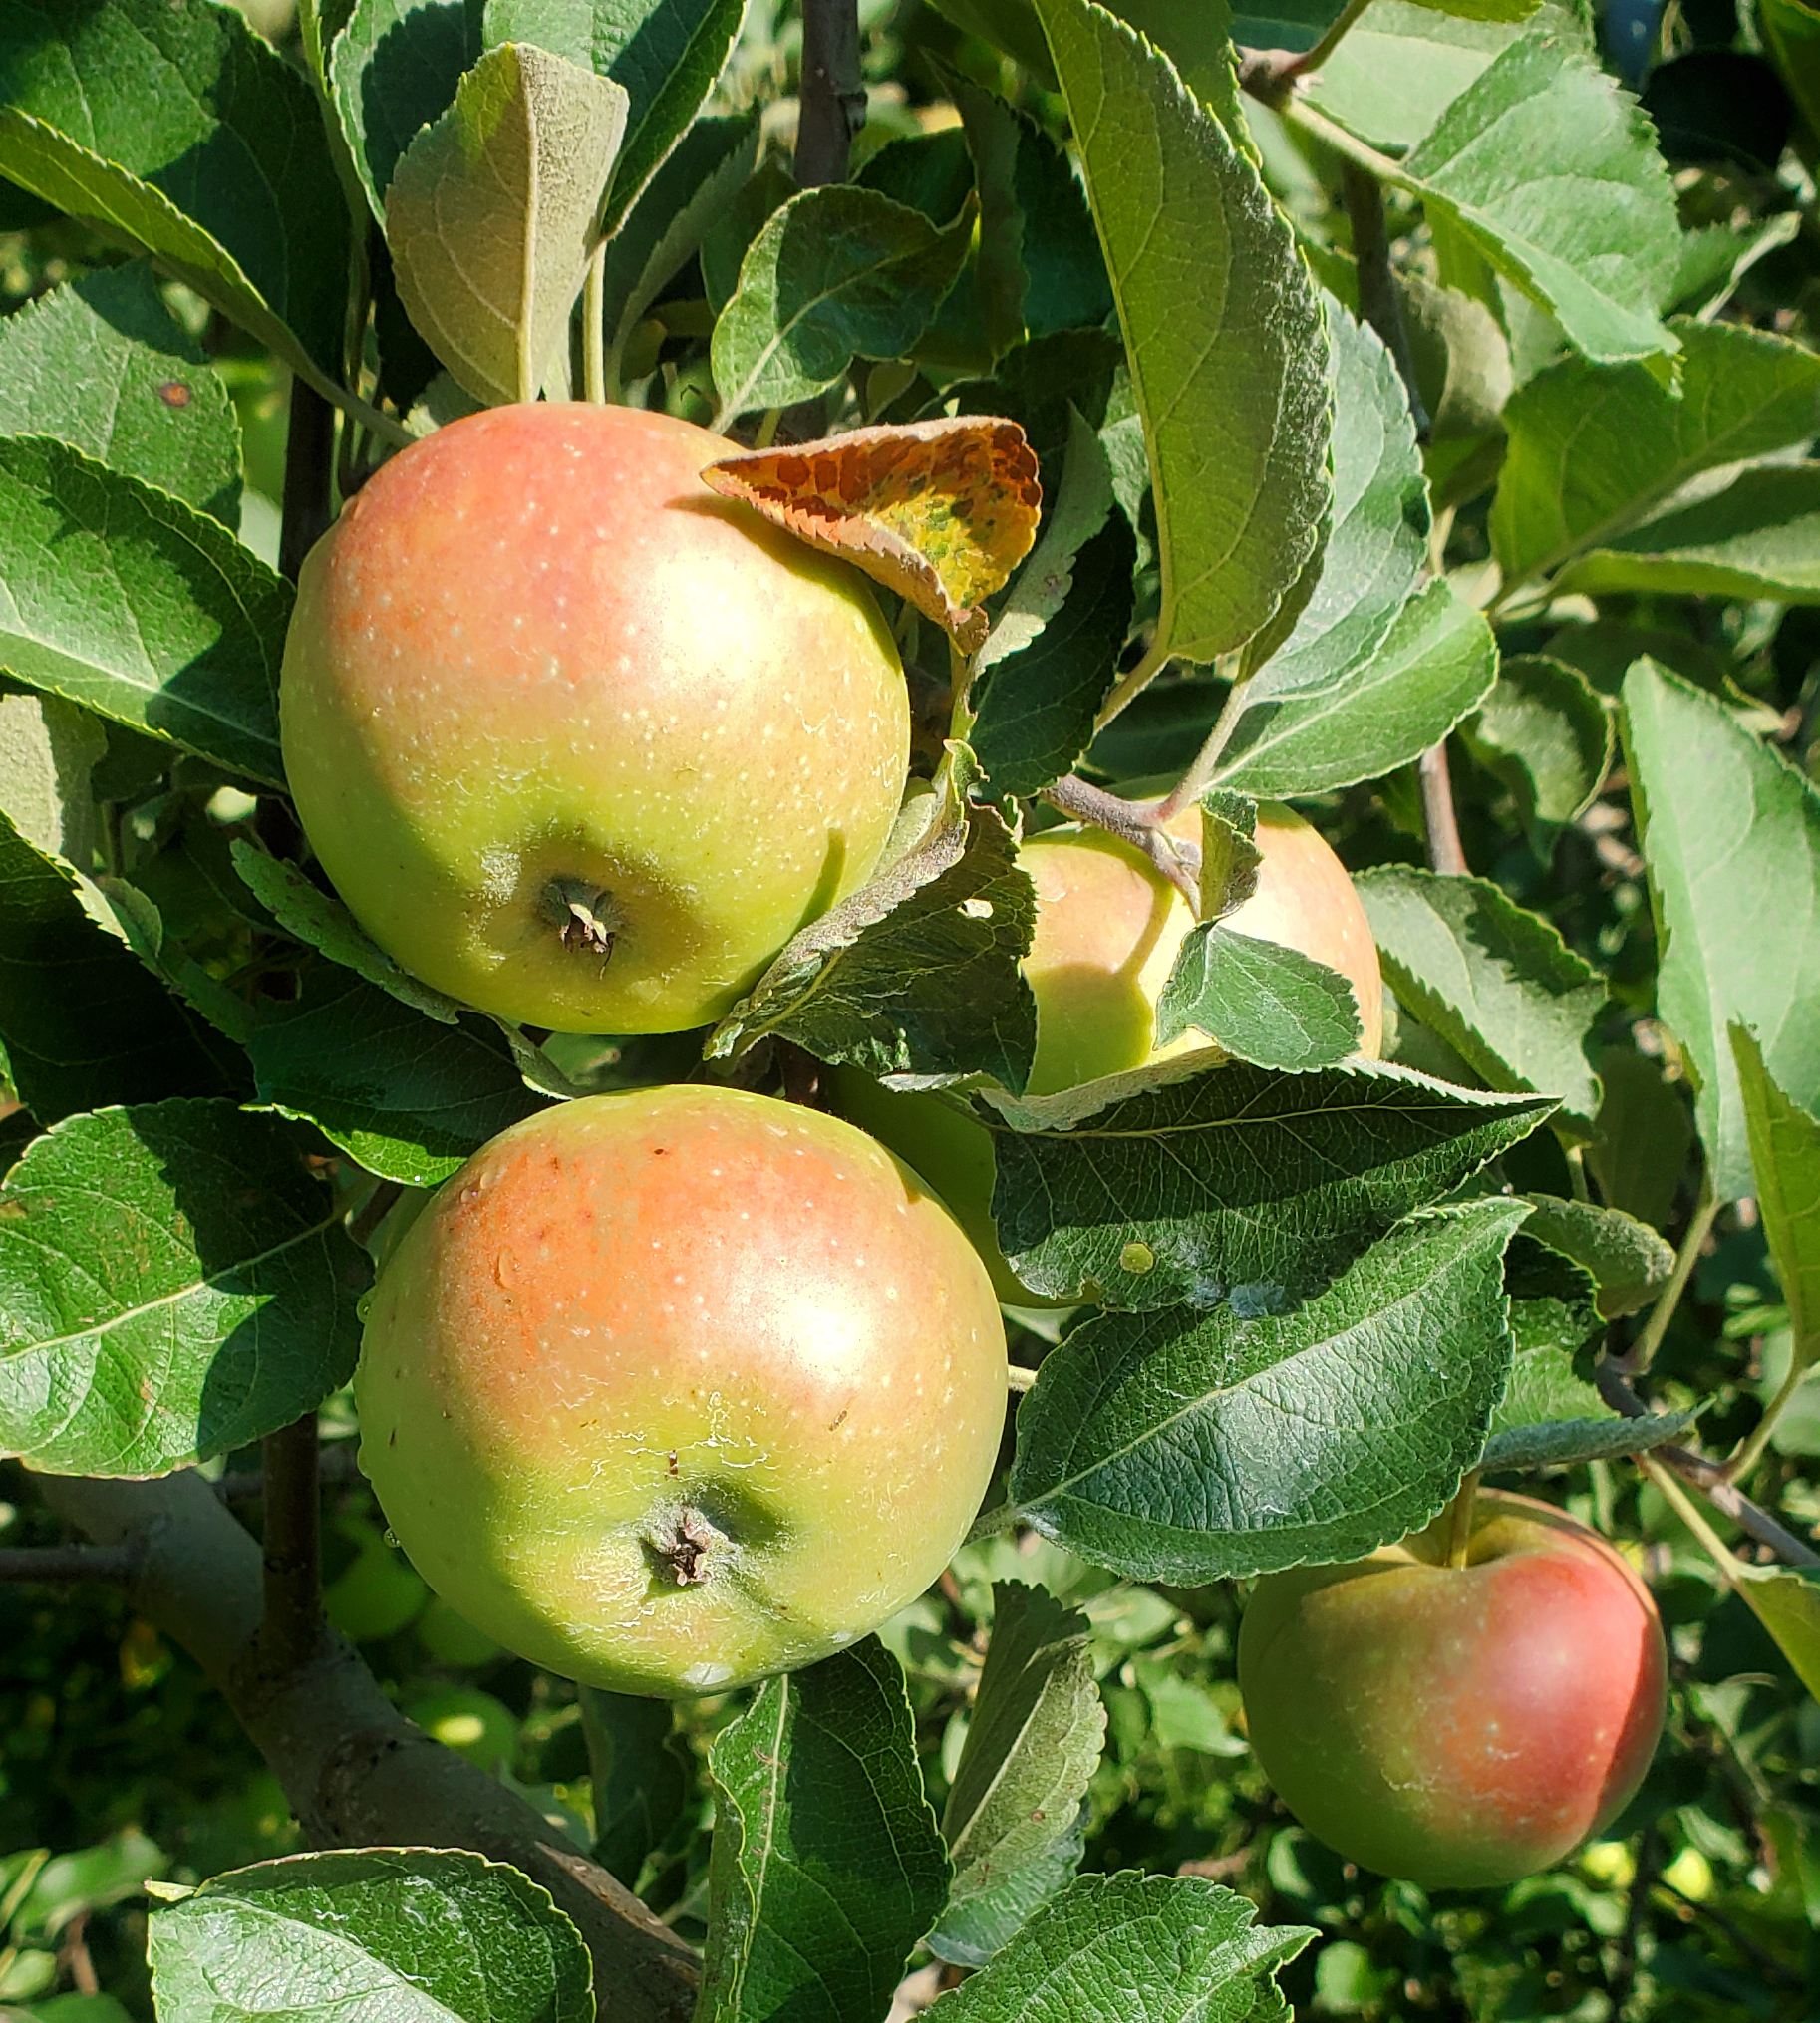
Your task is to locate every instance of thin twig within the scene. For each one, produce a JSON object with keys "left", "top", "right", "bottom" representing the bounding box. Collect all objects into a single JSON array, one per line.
[
  {"left": 1601, "top": 1368, "right": 1820, "bottom": 1568},
  {"left": 1339, "top": 161, "right": 1428, "bottom": 439},
  {"left": 279, "top": 380, "right": 337, "bottom": 585},
  {"left": 0, "top": 1541, "right": 141, "bottom": 1584},
  {"left": 1418, "top": 741, "right": 1468, "bottom": 875},
  {"left": 1617, "top": 1172, "right": 1718, "bottom": 1380}
]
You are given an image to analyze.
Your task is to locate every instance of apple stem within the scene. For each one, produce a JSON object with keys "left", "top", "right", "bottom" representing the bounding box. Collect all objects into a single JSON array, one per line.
[
  {"left": 1006, "top": 1363, "right": 1040, "bottom": 1393},
  {"left": 1443, "top": 1471, "right": 1480, "bottom": 1569},
  {"left": 1151, "top": 662, "right": 1254, "bottom": 821},
  {"left": 1041, "top": 775, "right": 1202, "bottom": 909}
]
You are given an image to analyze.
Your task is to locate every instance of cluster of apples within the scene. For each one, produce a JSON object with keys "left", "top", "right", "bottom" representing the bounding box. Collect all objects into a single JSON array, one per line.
[{"left": 280, "top": 401, "right": 1664, "bottom": 1888}]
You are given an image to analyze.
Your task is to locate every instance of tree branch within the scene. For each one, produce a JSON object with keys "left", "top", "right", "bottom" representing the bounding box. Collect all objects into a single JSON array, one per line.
[
  {"left": 795, "top": 0, "right": 866, "bottom": 188},
  {"left": 279, "top": 379, "right": 337, "bottom": 585},
  {"left": 1339, "top": 161, "right": 1427, "bottom": 439},
  {"left": 26, "top": 1469, "right": 700, "bottom": 2023},
  {"left": 1597, "top": 1366, "right": 1820, "bottom": 1569},
  {"left": 252, "top": 1414, "right": 327, "bottom": 1677}
]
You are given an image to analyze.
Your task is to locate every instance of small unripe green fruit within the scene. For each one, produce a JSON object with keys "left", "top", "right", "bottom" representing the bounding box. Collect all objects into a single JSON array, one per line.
[
  {"left": 836, "top": 803, "right": 1383, "bottom": 1300},
  {"left": 354, "top": 1085, "right": 1008, "bottom": 1695},
  {"left": 280, "top": 403, "right": 908, "bottom": 1033},
  {"left": 1237, "top": 1491, "right": 1668, "bottom": 1888}
]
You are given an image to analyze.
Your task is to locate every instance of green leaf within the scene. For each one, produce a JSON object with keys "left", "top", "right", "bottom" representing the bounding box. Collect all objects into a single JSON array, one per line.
[
  {"left": 949, "top": 73, "right": 1113, "bottom": 352},
  {"left": 148, "top": 1850, "right": 591, "bottom": 2023},
  {"left": 0, "top": 812, "right": 237, "bottom": 1127},
  {"left": 1733, "top": 1025, "right": 1820, "bottom": 1382},
  {"left": 928, "top": 1816, "right": 1086, "bottom": 1971},
  {"left": 1241, "top": 297, "right": 1429, "bottom": 702},
  {"left": 700, "top": 1641, "right": 950, "bottom": 2023},
  {"left": 387, "top": 42, "right": 631, "bottom": 408},
  {"left": 1519, "top": 1194, "right": 1674, "bottom": 1319},
  {"left": 706, "top": 775, "right": 1038, "bottom": 1092},
  {"left": 1586, "top": 1041, "right": 1693, "bottom": 1230},
  {"left": 0, "top": 0, "right": 351, "bottom": 389},
  {"left": 0, "top": 1101, "right": 365, "bottom": 1477},
  {"left": 249, "top": 965, "right": 554, "bottom": 1189},
  {"left": 1394, "top": 26, "right": 1680, "bottom": 368},
  {"left": 1555, "top": 463, "right": 1820, "bottom": 604},
  {"left": 1491, "top": 319, "right": 1820, "bottom": 593},
  {"left": 1010, "top": 1200, "right": 1525, "bottom": 1583},
  {"left": 1760, "top": 0, "right": 1820, "bottom": 144},
  {"left": 0, "top": 686, "right": 106, "bottom": 865},
  {"left": 1621, "top": 660, "right": 1820, "bottom": 1199},
  {"left": 230, "top": 843, "right": 463, "bottom": 1026},
  {"left": 970, "top": 449, "right": 1136, "bottom": 801},
  {"left": 582, "top": 1690, "right": 695, "bottom": 1890},
  {"left": 0, "top": 263, "right": 241, "bottom": 525},
  {"left": 1208, "top": 578, "right": 1497, "bottom": 798},
  {"left": 1729, "top": 1565, "right": 1820, "bottom": 1703},
  {"left": 485, "top": 0, "right": 749, "bottom": 233},
  {"left": 974, "top": 403, "right": 1113, "bottom": 663},
  {"left": 596, "top": 109, "right": 760, "bottom": 384},
  {"left": 1154, "top": 928, "right": 1363, "bottom": 1069},
  {"left": 1482, "top": 1411, "right": 1690, "bottom": 1472},
  {"left": 1460, "top": 655, "right": 1612, "bottom": 834},
  {"left": 1032, "top": 0, "right": 1331, "bottom": 664},
  {"left": 931, "top": 1871, "right": 1311, "bottom": 2023},
  {"left": 938, "top": 1584, "right": 1105, "bottom": 1927},
  {"left": 1356, "top": 866, "right": 1606, "bottom": 1132},
  {"left": 1305, "top": 1, "right": 1532, "bottom": 150},
  {"left": 327, "top": 0, "right": 480, "bottom": 225},
  {"left": 983, "top": 1056, "right": 1553, "bottom": 1310},
  {"left": 1399, "top": 269, "right": 1513, "bottom": 441},
  {"left": 711, "top": 186, "right": 974, "bottom": 422},
  {"left": 0, "top": 435, "right": 288, "bottom": 787}
]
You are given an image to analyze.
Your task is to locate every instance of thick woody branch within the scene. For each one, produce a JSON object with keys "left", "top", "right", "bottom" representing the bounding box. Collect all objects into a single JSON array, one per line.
[
  {"left": 252, "top": 1414, "right": 327, "bottom": 1677},
  {"left": 27, "top": 1469, "right": 699, "bottom": 2023},
  {"left": 795, "top": 0, "right": 866, "bottom": 188}
]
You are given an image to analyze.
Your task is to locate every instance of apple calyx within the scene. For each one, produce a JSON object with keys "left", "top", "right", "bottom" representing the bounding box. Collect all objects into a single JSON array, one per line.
[
  {"left": 543, "top": 877, "right": 625, "bottom": 962},
  {"left": 644, "top": 1499, "right": 740, "bottom": 1589}
]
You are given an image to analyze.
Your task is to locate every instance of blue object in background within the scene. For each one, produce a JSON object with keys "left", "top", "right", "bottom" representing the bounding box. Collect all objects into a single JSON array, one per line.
[{"left": 1603, "top": 0, "right": 1665, "bottom": 87}]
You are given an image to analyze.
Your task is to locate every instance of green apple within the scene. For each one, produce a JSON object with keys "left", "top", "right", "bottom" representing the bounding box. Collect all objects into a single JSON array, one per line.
[
  {"left": 1237, "top": 1490, "right": 1668, "bottom": 1888},
  {"left": 280, "top": 403, "right": 909, "bottom": 1033},
  {"left": 835, "top": 802, "right": 1383, "bottom": 1300},
  {"left": 354, "top": 1084, "right": 1008, "bottom": 1695}
]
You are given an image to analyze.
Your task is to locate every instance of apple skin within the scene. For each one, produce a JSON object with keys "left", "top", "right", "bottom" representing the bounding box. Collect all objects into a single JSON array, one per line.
[
  {"left": 834, "top": 803, "right": 1383, "bottom": 1300},
  {"left": 280, "top": 403, "right": 909, "bottom": 1034},
  {"left": 354, "top": 1083, "right": 1008, "bottom": 1696},
  {"left": 1237, "top": 1491, "right": 1668, "bottom": 1888}
]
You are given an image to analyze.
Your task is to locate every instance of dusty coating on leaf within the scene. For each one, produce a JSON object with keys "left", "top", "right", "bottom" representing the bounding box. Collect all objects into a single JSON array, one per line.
[{"left": 702, "top": 418, "right": 1044, "bottom": 653}]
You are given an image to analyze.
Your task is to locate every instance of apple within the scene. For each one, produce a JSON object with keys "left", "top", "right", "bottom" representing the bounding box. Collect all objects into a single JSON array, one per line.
[
  {"left": 354, "top": 1083, "right": 1008, "bottom": 1695},
  {"left": 1236, "top": 1490, "right": 1668, "bottom": 1888},
  {"left": 280, "top": 403, "right": 909, "bottom": 1034},
  {"left": 835, "top": 802, "right": 1383, "bottom": 1300}
]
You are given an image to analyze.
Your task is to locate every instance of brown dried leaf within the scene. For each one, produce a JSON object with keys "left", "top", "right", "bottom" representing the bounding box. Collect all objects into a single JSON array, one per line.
[{"left": 702, "top": 417, "right": 1043, "bottom": 654}]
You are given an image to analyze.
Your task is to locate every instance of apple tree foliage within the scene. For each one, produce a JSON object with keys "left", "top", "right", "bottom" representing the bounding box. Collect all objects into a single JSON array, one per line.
[{"left": 0, "top": 0, "right": 1818, "bottom": 2016}]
